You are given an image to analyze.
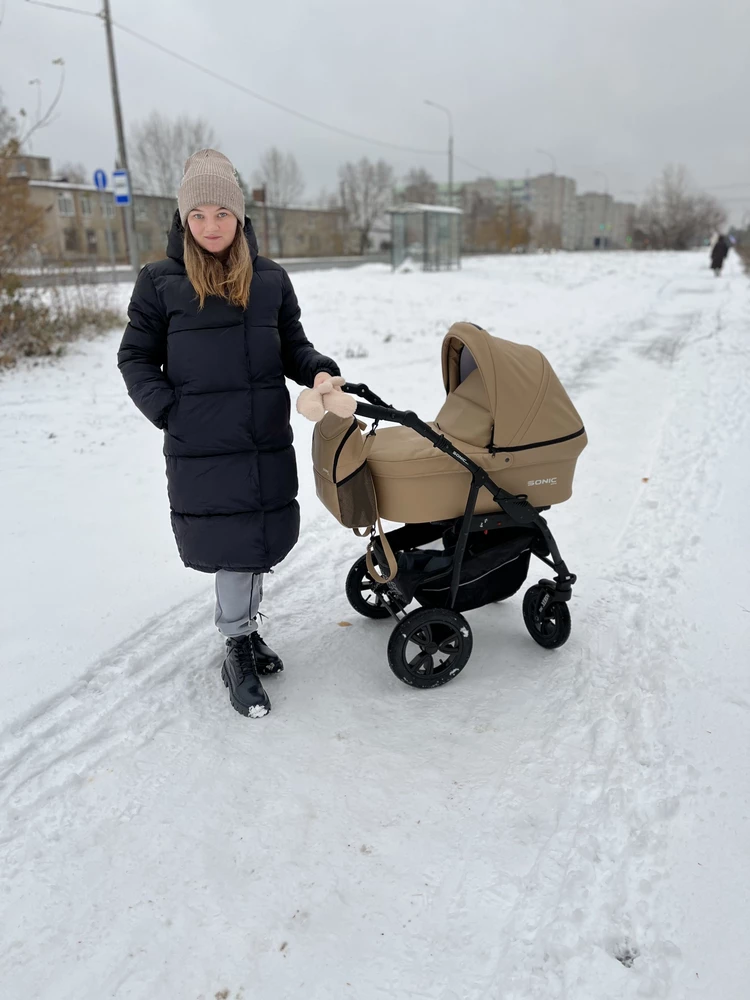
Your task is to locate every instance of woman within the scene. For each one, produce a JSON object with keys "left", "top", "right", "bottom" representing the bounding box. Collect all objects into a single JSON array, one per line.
[{"left": 118, "top": 149, "right": 344, "bottom": 719}]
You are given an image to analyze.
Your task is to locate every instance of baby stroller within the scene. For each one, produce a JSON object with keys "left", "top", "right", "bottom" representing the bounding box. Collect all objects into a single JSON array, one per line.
[{"left": 312, "top": 323, "right": 587, "bottom": 688}]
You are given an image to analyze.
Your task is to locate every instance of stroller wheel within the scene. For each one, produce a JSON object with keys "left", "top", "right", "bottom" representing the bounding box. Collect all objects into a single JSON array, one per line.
[
  {"left": 522, "top": 585, "right": 571, "bottom": 649},
  {"left": 345, "top": 555, "right": 396, "bottom": 620},
  {"left": 388, "top": 608, "right": 472, "bottom": 688}
]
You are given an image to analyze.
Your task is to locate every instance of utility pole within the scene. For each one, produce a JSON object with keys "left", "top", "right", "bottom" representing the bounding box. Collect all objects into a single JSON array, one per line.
[
  {"left": 448, "top": 131, "right": 454, "bottom": 209},
  {"left": 102, "top": 0, "right": 139, "bottom": 277},
  {"left": 425, "top": 100, "right": 454, "bottom": 207}
]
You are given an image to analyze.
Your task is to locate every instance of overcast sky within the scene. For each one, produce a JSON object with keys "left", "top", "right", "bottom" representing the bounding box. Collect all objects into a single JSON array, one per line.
[{"left": 2, "top": 0, "right": 749, "bottom": 220}]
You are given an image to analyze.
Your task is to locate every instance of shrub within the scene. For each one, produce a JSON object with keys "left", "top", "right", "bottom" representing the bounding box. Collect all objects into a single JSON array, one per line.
[{"left": 0, "top": 274, "right": 122, "bottom": 369}]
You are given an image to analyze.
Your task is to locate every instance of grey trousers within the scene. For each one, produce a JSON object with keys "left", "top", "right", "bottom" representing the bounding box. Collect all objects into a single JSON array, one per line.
[{"left": 214, "top": 570, "right": 263, "bottom": 637}]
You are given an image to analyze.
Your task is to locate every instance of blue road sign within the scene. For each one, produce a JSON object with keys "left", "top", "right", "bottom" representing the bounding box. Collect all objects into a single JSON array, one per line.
[
  {"left": 112, "top": 169, "right": 131, "bottom": 206},
  {"left": 93, "top": 169, "right": 107, "bottom": 190}
]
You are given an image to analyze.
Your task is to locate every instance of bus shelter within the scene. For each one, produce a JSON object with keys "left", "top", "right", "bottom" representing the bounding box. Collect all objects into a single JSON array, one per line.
[{"left": 388, "top": 203, "right": 462, "bottom": 271}]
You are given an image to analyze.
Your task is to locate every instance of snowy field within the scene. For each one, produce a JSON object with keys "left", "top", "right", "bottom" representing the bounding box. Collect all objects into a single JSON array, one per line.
[{"left": 1, "top": 251, "right": 749, "bottom": 999}]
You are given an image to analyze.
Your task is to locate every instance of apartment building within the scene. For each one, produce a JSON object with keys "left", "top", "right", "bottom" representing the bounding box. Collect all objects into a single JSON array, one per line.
[{"left": 528, "top": 173, "right": 578, "bottom": 250}]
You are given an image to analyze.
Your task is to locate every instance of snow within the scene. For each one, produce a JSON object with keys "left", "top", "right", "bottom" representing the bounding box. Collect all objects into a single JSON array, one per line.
[{"left": 1, "top": 250, "right": 749, "bottom": 999}]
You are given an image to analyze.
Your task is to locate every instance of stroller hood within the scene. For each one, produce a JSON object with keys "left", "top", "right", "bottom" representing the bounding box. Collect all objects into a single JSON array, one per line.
[{"left": 441, "top": 323, "right": 584, "bottom": 452}]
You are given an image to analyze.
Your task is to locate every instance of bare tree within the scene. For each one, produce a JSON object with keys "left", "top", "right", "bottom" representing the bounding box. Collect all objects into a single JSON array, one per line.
[
  {"left": 0, "top": 139, "right": 45, "bottom": 281},
  {"left": 129, "top": 112, "right": 218, "bottom": 196},
  {"left": 253, "top": 148, "right": 304, "bottom": 258},
  {"left": 235, "top": 169, "right": 252, "bottom": 205},
  {"left": 399, "top": 167, "right": 438, "bottom": 205},
  {"left": 339, "top": 157, "right": 395, "bottom": 255},
  {"left": 56, "top": 160, "right": 87, "bottom": 183},
  {"left": 0, "top": 90, "right": 16, "bottom": 148},
  {"left": 0, "top": 61, "right": 65, "bottom": 152},
  {"left": 636, "top": 165, "right": 726, "bottom": 250},
  {"left": 316, "top": 186, "right": 341, "bottom": 211}
]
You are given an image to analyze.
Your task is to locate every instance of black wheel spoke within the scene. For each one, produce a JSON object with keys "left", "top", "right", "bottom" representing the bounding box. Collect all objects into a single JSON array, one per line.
[
  {"left": 438, "top": 634, "right": 459, "bottom": 654},
  {"left": 407, "top": 650, "right": 433, "bottom": 675},
  {"left": 417, "top": 625, "right": 433, "bottom": 647}
]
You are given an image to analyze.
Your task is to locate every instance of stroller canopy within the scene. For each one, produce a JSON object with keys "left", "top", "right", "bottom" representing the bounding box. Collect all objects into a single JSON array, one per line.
[{"left": 440, "top": 323, "right": 584, "bottom": 451}]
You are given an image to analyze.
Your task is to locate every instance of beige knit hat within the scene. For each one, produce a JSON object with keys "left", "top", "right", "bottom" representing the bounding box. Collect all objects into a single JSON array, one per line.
[{"left": 178, "top": 149, "right": 245, "bottom": 226}]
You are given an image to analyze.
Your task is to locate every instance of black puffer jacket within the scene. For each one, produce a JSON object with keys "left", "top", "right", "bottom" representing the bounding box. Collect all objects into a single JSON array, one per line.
[
  {"left": 117, "top": 213, "right": 339, "bottom": 573},
  {"left": 710, "top": 235, "right": 730, "bottom": 269}
]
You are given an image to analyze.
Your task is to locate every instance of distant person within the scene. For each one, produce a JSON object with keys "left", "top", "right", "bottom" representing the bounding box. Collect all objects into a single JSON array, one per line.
[
  {"left": 710, "top": 233, "right": 730, "bottom": 275},
  {"left": 118, "top": 150, "right": 348, "bottom": 719}
]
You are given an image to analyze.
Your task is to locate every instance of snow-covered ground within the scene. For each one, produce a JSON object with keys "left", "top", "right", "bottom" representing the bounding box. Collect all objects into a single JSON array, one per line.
[{"left": 1, "top": 251, "right": 748, "bottom": 999}]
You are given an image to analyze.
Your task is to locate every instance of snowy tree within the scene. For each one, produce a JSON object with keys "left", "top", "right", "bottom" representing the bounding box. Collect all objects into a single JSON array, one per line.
[
  {"left": 339, "top": 157, "right": 395, "bottom": 255},
  {"left": 129, "top": 113, "right": 218, "bottom": 196}
]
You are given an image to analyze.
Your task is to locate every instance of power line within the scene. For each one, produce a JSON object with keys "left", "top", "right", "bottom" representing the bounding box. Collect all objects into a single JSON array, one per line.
[
  {"left": 25, "top": 0, "right": 99, "bottom": 17},
  {"left": 455, "top": 155, "right": 498, "bottom": 177},
  {"left": 25, "top": 0, "right": 444, "bottom": 156},
  {"left": 112, "top": 21, "right": 444, "bottom": 157},
  {"left": 704, "top": 182, "right": 750, "bottom": 191}
]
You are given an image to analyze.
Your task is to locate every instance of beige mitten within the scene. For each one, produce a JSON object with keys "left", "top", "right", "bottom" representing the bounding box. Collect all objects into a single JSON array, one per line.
[
  {"left": 323, "top": 385, "right": 357, "bottom": 418},
  {"left": 296, "top": 385, "right": 327, "bottom": 422},
  {"left": 296, "top": 374, "right": 356, "bottom": 422}
]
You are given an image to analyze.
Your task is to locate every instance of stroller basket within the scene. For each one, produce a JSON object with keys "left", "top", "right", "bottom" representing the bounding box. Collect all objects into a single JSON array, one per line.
[{"left": 372, "top": 524, "right": 537, "bottom": 613}]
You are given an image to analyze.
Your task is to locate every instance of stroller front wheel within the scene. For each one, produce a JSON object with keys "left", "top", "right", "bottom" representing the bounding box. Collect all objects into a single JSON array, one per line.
[
  {"left": 388, "top": 607, "right": 473, "bottom": 688},
  {"left": 523, "top": 585, "right": 571, "bottom": 649}
]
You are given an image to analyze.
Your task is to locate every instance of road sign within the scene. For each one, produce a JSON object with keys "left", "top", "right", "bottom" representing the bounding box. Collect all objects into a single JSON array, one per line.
[
  {"left": 112, "top": 169, "right": 131, "bottom": 206},
  {"left": 93, "top": 169, "right": 107, "bottom": 190}
]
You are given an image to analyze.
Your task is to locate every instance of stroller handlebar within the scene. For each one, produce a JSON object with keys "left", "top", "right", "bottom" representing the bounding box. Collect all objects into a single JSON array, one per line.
[
  {"left": 342, "top": 382, "right": 392, "bottom": 408},
  {"left": 343, "top": 383, "right": 422, "bottom": 431},
  {"left": 343, "top": 385, "right": 451, "bottom": 452}
]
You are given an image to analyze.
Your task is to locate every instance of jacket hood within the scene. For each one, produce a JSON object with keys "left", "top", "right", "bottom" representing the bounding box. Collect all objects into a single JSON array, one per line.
[{"left": 165, "top": 209, "right": 259, "bottom": 263}]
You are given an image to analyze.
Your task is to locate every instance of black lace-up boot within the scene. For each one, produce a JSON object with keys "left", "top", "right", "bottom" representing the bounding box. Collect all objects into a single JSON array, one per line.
[
  {"left": 221, "top": 636, "right": 271, "bottom": 718},
  {"left": 251, "top": 629, "right": 284, "bottom": 675}
]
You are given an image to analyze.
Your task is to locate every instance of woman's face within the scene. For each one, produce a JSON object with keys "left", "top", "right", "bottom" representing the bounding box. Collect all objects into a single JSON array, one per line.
[{"left": 187, "top": 205, "right": 238, "bottom": 254}]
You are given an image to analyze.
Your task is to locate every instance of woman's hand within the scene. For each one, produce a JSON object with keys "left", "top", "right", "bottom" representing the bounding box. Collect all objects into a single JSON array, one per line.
[{"left": 298, "top": 373, "right": 357, "bottom": 422}]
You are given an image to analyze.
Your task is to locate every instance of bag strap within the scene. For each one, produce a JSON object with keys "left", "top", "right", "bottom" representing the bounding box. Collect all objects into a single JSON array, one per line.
[
  {"left": 347, "top": 452, "right": 397, "bottom": 584},
  {"left": 365, "top": 514, "right": 398, "bottom": 584}
]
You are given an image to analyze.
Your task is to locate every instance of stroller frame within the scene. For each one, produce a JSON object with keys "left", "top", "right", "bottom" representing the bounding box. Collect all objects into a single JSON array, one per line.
[{"left": 344, "top": 382, "right": 577, "bottom": 612}]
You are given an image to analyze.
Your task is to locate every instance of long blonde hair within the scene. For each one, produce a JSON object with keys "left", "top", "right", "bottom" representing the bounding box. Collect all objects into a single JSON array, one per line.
[{"left": 184, "top": 223, "right": 252, "bottom": 310}]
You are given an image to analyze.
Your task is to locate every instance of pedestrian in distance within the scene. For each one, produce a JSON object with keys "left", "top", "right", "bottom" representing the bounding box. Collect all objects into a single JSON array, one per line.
[
  {"left": 710, "top": 233, "right": 730, "bottom": 276},
  {"left": 118, "top": 149, "right": 353, "bottom": 718}
]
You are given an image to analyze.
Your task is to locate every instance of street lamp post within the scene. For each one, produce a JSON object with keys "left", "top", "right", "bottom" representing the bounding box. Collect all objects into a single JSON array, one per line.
[
  {"left": 535, "top": 148, "right": 557, "bottom": 175},
  {"left": 591, "top": 170, "right": 610, "bottom": 249},
  {"left": 425, "top": 100, "right": 453, "bottom": 207},
  {"left": 593, "top": 169, "right": 609, "bottom": 195}
]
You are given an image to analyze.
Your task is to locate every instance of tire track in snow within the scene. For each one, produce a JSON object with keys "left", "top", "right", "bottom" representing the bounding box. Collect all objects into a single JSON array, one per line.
[
  {"left": 0, "top": 507, "right": 362, "bottom": 841},
  {"left": 485, "top": 278, "right": 750, "bottom": 999}
]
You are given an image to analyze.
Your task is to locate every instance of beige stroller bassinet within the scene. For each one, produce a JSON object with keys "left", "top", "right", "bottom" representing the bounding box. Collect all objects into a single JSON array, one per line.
[{"left": 312, "top": 322, "right": 587, "bottom": 689}]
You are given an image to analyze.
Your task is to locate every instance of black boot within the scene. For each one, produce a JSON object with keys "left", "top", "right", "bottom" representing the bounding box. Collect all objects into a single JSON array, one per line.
[
  {"left": 251, "top": 628, "right": 284, "bottom": 675},
  {"left": 221, "top": 635, "right": 271, "bottom": 718}
]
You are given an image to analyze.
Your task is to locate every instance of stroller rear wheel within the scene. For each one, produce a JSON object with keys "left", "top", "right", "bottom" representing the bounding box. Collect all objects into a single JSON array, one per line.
[
  {"left": 346, "top": 554, "right": 400, "bottom": 620},
  {"left": 523, "top": 584, "right": 571, "bottom": 649},
  {"left": 388, "top": 607, "right": 473, "bottom": 688}
]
